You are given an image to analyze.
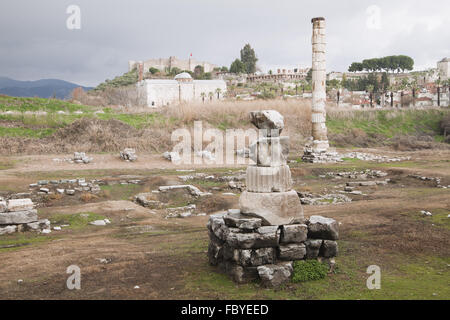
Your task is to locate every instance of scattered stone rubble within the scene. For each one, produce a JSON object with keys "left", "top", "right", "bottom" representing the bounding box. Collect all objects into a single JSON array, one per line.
[
  {"left": 408, "top": 174, "right": 448, "bottom": 188},
  {"left": 90, "top": 219, "right": 111, "bottom": 226},
  {"left": 420, "top": 210, "right": 433, "bottom": 217},
  {"left": 236, "top": 148, "right": 250, "bottom": 158},
  {"left": 158, "top": 185, "right": 211, "bottom": 197},
  {"left": 24, "top": 178, "right": 143, "bottom": 205},
  {"left": 134, "top": 184, "right": 211, "bottom": 218},
  {"left": 0, "top": 198, "right": 50, "bottom": 235},
  {"left": 302, "top": 145, "right": 343, "bottom": 164},
  {"left": 324, "top": 169, "right": 388, "bottom": 180},
  {"left": 120, "top": 148, "right": 137, "bottom": 162},
  {"left": 207, "top": 110, "right": 339, "bottom": 287},
  {"left": 195, "top": 150, "right": 216, "bottom": 161},
  {"left": 297, "top": 192, "right": 352, "bottom": 205},
  {"left": 177, "top": 171, "right": 246, "bottom": 192},
  {"left": 340, "top": 152, "right": 411, "bottom": 163},
  {"left": 207, "top": 211, "right": 338, "bottom": 287},
  {"left": 166, "top": 204, "right": 197, "bottom": 218},
  {"left": 28, "top": 178, "right": 102, "bottom": 198},
  {"left": 73, "top": 152, "right": 93, "bottom": 164},
  {"left": 162, "top": 151, "right": 181, "bottom": 162}
]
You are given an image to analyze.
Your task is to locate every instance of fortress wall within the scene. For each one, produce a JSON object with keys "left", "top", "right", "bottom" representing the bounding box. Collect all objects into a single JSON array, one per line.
[{"left": 130, "top": 57, "right": 218, "bottom": 73}]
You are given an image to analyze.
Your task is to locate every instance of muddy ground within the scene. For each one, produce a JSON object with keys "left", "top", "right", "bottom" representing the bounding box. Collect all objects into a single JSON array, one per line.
[{"left": 0, "top": 148, "right": 449, "bottom": 300}]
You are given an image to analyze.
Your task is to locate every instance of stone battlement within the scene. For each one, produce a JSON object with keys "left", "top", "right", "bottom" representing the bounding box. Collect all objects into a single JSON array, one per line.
[{"left": 129, "top": 56, "right": 218, "bottom": 74}]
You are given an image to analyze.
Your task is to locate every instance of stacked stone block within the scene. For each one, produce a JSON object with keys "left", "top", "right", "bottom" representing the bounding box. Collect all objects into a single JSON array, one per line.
[
  {"left": 0, "top": 198, "right": 50, "bottom": 235},
  {"left": 240, "top": 110, "right": 304, "bottom": 226},
  {"left": 207, "top": 211, "right": 339, "bottom": 287}
]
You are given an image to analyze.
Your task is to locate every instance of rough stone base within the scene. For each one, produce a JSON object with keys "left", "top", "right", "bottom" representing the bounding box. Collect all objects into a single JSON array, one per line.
[{"left": 207, "top": 211, "right": 339, "bottom": 287}]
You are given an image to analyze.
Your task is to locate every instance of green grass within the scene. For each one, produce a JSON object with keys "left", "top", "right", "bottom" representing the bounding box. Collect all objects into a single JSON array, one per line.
[
  {"left": 100, "top": 183, "right": 142, "bottom": 200},
  {"left": 402, "top": 208, "right": 450, "bottom": 230},
  {"left": 292, "top": 260, "right": 329, "bottom": 283},
  {"left": 0, "top": 158, "right": 15, "bottom": 170},
  {"left": 0, "top": 126, "right": 55, "bottom": 138},
  {"left": 185, "top": 179, "right": 225, "bottom": 188},
  {"left": 0, "top": 233, "right": 56, "bottom": 252},
  {"left": 96, "top": 112, "right": 169, "bottom": 129},
  {"left": 49, "top": 212, "right": 107, "bottom": 230},
  {"left": 327, "top": 109, "right": 448, "bottom": 140},
  {"left": 0, "top": 96, "right": 96, "bottom": 113},
  {"left": 180, "top": 235, "right": 450, "bottom": 300}
]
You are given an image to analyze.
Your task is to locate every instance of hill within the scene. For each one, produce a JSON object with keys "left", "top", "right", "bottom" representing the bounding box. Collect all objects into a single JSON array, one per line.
[{"left": 0, "top": 77, "right": 92, "bottom": 99}]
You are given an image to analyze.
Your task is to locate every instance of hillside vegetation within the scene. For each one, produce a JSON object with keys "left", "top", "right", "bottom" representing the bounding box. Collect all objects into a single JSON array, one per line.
[{"left": 0, "top": 96, "right": 448, "bottom": 154}]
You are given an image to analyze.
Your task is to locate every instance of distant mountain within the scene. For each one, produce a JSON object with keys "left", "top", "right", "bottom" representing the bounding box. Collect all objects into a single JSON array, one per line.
[{"left": 0, "top": 77, "right": 93, "bottom": 99}]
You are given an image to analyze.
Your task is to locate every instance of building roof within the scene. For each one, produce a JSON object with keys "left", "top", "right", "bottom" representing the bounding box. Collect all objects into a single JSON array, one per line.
[
  {"left": 174, "top": 72, "right": 192, "bottom": 80},
  {"left": 439, "top": 57, "right": 450, "bottom": 63}
]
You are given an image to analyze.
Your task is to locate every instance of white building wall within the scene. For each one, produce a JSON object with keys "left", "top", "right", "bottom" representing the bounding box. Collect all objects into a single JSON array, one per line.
[
  {"left": 193, "top": 80, "right": 227, "bottom": 100},
  {"left": 180, "top": 83, "right": 195, "bottom": 103},
  {"left": 137, "top": 79, "right": 227, "bottom": 107}
]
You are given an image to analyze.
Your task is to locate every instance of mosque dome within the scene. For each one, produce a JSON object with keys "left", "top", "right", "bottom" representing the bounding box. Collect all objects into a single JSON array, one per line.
[{"left": 174, "top": 72, "right": 193, "bottom": 81}]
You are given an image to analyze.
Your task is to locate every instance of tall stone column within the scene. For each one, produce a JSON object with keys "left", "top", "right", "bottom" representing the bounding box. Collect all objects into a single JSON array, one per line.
[{"left": 311, "top": 17, "right": 329, "bottom": 152}]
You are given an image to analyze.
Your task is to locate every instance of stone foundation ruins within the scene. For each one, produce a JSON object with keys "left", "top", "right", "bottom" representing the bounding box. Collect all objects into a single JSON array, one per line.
[
  {"left": 207, "top": 109, "right": 339, "bottom": 287},
  {"left": 0, "top": 198, "right": 50, "bottom": 235}
]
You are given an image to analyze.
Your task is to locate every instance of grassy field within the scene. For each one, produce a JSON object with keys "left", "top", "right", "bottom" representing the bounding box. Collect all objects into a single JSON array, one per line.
[{"left": 0, "top": 96, "right": 448, "bottom": 154}]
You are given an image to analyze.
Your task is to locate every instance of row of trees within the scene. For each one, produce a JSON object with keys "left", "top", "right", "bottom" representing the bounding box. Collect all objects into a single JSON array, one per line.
[
  {"left": 348, "top": 55, "right": 414, "bottom": 73},
  {"left": 341, "top": 73, "right": 390, "bottom": 93}
]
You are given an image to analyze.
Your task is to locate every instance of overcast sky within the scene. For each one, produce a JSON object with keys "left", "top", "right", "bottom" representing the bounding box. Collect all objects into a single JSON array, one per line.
[{"left": 0, "top": 0, "right": 449, "bottom": 87}]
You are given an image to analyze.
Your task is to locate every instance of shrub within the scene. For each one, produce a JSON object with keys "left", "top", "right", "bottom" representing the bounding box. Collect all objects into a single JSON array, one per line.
[
  {"left": 149, "top": 67, "right": 160, "bottom": 75},
  {"left": 291, "top": 260, "right": 329, "bottom": 283}
]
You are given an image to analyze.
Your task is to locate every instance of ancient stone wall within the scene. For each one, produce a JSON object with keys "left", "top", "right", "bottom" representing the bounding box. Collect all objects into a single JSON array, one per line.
[
  {"left": 129, "top": 56, "right": 218, "bottom": 73},
  {"left": 0, "top": 198, "right": 50, "bottom": 235},
  {"left": 207, "top": 212, "right": 338, "bottom": 287}
]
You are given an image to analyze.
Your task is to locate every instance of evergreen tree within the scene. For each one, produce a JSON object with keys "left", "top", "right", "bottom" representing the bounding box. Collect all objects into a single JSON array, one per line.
[
  {"left": 230, "top": 59, "right": 246, "bottom": 74},
  {"left": 240, "top": 44, "right": 258, "bottom": 74}
]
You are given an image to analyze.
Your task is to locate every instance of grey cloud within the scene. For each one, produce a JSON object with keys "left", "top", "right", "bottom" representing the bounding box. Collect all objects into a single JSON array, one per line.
[{"left": 0, "top": 0, "right": 449, "bottom": 86}]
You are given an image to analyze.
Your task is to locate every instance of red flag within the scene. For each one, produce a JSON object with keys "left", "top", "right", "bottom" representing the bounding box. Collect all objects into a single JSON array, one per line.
[{"left": 190, "top": 53, "right": 192, "bottom": 57}]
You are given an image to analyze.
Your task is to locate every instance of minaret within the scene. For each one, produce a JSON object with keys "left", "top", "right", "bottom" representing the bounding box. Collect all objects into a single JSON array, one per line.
[{"left": 311, "top": 17, "right": 329, "bottom": 152}]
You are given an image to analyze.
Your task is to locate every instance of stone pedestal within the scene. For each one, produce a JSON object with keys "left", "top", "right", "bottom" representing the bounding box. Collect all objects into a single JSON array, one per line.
[
  {"left": 207, "top": 211, "right": 339, "bottom": 287},
  {"left": 239, "top": 190, "right": 304, "bottom": 226}
]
